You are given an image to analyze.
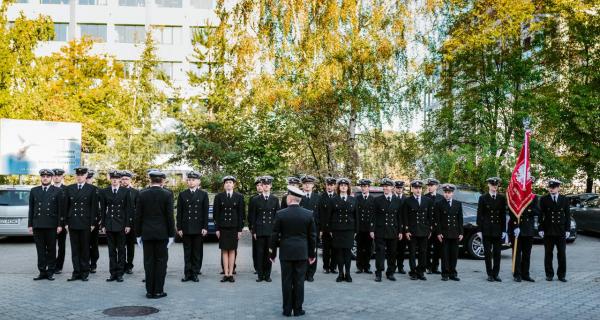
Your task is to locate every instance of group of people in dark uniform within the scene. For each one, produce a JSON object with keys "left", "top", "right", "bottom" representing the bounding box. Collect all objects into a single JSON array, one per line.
[{"left": 28, "top": 168, "right": 572, "bottom": 316}]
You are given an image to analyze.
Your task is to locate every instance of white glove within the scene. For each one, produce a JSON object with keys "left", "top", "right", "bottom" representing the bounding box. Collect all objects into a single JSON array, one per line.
[
  {"left": 476, "top": 232, "right": 482, "bottom": 239},
  {"left": 502, "top": 232, "right": 507, "bottom": 241},
  {"left": 136, "top": 237, "right": 143, "bottom": 249},
  {"left": 565, "top": 231, "right": 570, "bottom": 238},
  {"left": 538, "top": 231, "right": 544, "bottom": 238},
  {"left": 167, "top": 237, "right": 174, "bottom": 248},
  {"left": 514, "top": 228, "right": 520, "bottom": 237}
]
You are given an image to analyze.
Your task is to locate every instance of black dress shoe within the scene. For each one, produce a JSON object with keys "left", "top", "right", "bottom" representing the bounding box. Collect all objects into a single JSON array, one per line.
[
  {"left": 67, "top": 276, "right": 80, "bottom": 282},
  {"left": 336, "top": 276, "right": 344, "bottom": 282},
  {"left": 306, "top": 276, "right": 314, "bottom": 282},
  {"left": 293, "top": 309, "right": 305, "bottom": 316},
  {"left": 154, "top": 292, "right": 167, "bottom": 299},
  {"left": 265, "top": 277, "right": 272, "bottom": 282},
  {"left": 494, "top": 276, "right": 502, "bottom": 282},
  {"left": 356, "top": 270, "right": 363, "bottom": 274},
  {"left": 106, "top": 277, "right": 116, "bottom": 282},
  {"left": 81, "top": 276, "right": 89, "bottom": 282},
  {"left": 89, "top": 268, "right": 96, "bottom": 274},
  {"left": 181, "top": 276, "right": 190, "bottom": 282},
  {"left": 116, "top": 276, "right": 124, "bottom": 282},
  {"left": 522, "top": 276, "right": 535, "bottom": 282},
  {"left": 33, "top": 274, "right": 46, "bottom": 281},
  {"left": 450, "top": 276, "right": 460, "bottom": 281},
  {"left": 546, "top": 276, "right": 553, "bottom": 281},
  {"left": 228, "top": 276, "right": 235, "bottom": 283},
  {"left": 345, "top": 275, "right": 352, "bottom": 282},
  {"left": 441, "top": 276, "right": 448, "bottom": 281},
  {"left": 256, "top": 277, "right": 264, "bottom": 282},
  {"left": 398, "top": 268, "right": 406, "bottom": 274},
  {"left": 324, "top": 269, "right": 330, "bottom": 274},
  {"left": 54, "top": 270, "right": 62, "bottom": 275},
  {"left": 418, "top": 275, "right": 427, "bottom": 281},
  {"left": 282, "top": 311, "right": 292, "bottom": 317},
  {"left": 47, "top": 274, "right": 55, "bottom": 281},
  {"left": 514, "top": 276, "right": 522, "bottom": 282},
  {"left": 192, "top": 276, "right": 199, "bottom": 282},
  {"left": 487, "top": 276, "right": 495, "bottom": 282},
  {"left": 364, "top": 270, "right": 373, "bottom": 274},
  {"left": 125, "top": 269, "right": 133, "bottom": 275},
  {"left": 220, "top": 276, "right": 228, "bottom": 282},
  {"left": 558, "top": 278, "right": 567, "bottom": 282},
  {"left": 386, "top": 275, "right": 396, "bottom": 281},
  {"left": 410, "top": 274, "right": 418, "bottom": 280},
  {"left": 146, "top": 293, "right": 154, "bottom": 299}
]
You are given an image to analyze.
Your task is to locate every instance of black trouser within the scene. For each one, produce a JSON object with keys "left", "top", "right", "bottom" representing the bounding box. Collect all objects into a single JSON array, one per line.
[
  {"left": 396, "top": 238, "right": 408, "bottom": 271},
  {"left": 356, "top": 231, "right": 372, "bottom": 271},
  {"left": 125, "top": 229, "right": 136, "bottom": 271},
  {"left": 33, "top": 228, "right": 57, "bottom": 275},
  {"left": 513, "top": 236, "right": 533, "bottom": 278},
  {"left": 143, "top": 239, "right": 168, "bottom": 295},
  {"left": 408, "top": 236, "right": 428, "bottom": 276},
  {"left": 252, "top": 236, "right": 258, "bottom": 272},
  {"left": 306, "top": 231, "right": 319, "bottom": 278},
  {"left": 280, "top": 260, "right": 307, "bottom": 314},
  {"left": 106, "top": 231, "right": 126, "bottom": 277},
  {"left": 55, "top": 228, "right": 67, "bottom": 271},
  {"left": 441, "top": 238, "right": 459, "bottom": 278},
  {"left": 428, "top": 237, "right": 442, "bottom": 271},
  {"left": 375, "top": 237, "right": 397, "bottom": 276},
  {"left": 254, "top": 236, "right": 272, "bottom": 278},
  {"left": 336, "top": 247, "right": 352, "bottom": 276},
  {"left": 482, "top": 236, "right": 502, "bottom": 277},
  {"left": 321, "top": 232, "right": 335, "bottom": 271},
  {"left": 183, "top": 234, "right": 203, "bottom": 277},
  {"left": 544, "top": 235, "right": 566, "bottom": 279},
  {"left": 69, "top": 228, "right": 91, "bottom": 277},
  {"left": 89, "top": 226, "right": 99, "bottom": 269}
]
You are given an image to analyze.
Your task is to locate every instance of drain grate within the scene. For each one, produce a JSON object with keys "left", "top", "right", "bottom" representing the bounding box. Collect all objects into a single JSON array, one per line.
[{"left": 103, "top": 306, "right": 160, "bottom": 317}]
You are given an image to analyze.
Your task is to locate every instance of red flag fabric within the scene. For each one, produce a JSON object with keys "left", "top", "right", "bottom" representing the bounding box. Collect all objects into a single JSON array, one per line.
[{"left": 507, "top": 129, "right": 535, "bottom": 217}]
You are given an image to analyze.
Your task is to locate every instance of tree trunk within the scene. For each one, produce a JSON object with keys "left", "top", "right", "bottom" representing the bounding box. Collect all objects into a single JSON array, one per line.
[
  {"left": 586, "top": 175, "right": 593, "bottom": 193},
  {"left": 346, "top": 106, "right": 359, "bottom": 180}
]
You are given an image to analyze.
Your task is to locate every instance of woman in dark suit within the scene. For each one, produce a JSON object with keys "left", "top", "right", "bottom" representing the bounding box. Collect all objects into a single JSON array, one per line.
[
  {"left": 329, "top": 178, "right": 357, "bottom": 282},
  {"left": 212, "top": 176, "right": 245, "bottom": 282}
]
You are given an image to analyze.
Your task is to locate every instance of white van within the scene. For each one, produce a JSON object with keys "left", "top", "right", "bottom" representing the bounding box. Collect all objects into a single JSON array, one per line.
[{"left": 0, "top": 185, "right": 33, "bottom": 236}]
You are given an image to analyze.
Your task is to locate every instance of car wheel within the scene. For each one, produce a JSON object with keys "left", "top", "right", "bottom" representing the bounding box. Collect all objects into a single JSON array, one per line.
[
  {"left": 351, "top": 239, "right": 357, "bottom": 260},
  {"left": 467, "top": 233, "right": 485, "bottom": 260}
]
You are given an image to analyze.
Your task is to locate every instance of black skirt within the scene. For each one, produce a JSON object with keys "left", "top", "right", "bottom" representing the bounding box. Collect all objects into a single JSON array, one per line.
[
  {"left": 332, "top": 230, "right": 355, "bottom": 249},
  {"left": 219, "top": 228, "right": 239, "bottom": 250}
]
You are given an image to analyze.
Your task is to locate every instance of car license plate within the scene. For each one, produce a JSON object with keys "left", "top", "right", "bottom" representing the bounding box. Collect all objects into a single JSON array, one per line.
[{"left": 0, "top": 218, "right": 19, "bottom": 225}]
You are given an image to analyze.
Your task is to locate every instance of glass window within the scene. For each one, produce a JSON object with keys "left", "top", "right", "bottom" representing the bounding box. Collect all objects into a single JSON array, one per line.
[
  {"left": 152, "top": 26, "right": 181, "bottom": 45},
  {"left": 79, "top": 0, "right": 107, "bottom": 4},
  {"left": 15, "top": 0, "right": 29, "bottom": 3},
  {"left": 115, "top": 25, "right": 146, "bottom": 43},
  {"left": 118, "top": 60, "right": 137, "bottom": 78},
  {"left": 158, "top": 62, "right": 181, "bottom": 80},
  {"left": 119, "top": 0, "right": 145, "bottom": 6},
  {"left": 190, "top": 0, "right": 212, "bottom": 9},
  {"left": 79, "top": 24, "right": 107, "bottom": 42},
  {"left": 52, "top": 23, "right": 69, "bottom": 41},
  {"left": 41, "top": 0, "right": 69, "bottom": 4},
  {"left": 155, "top": 0, "right": 181, "bottom": 8},
  {"left": 0, "top": 190, "right": 30, "bottom": 206}
]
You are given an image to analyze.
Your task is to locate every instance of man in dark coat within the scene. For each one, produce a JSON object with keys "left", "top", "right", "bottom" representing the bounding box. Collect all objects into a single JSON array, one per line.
[
  {"left": 65, "top": 167, "right": 98, "bottom": 282},
  {"left": 424, "top": 178, "right": 444, "bottom": 274},
  {"left": 280, "top": 176, "right": 301, "bottom": 209},
  {"left": 393, "top": 180, "right": 407, "bottom": 274},
  {"left": 538, "top": 179, "right": 571, "bottom": 282},
  {"left": 99, "top": 170, "right": 133, "bottom": 282},
  {"left": 177, "top": 171, "right": 209, "bottom": 282},
  {"left": 51, "top": 168, "right": 68, "bottom": 274},
  {"left": 135, "top": 170, "right": 175, "bottom": 298},
  {"left": 434, "top": 184, "right": 463, "bottom": 281},
  {"left": 318, "top": 177, "right": 337, "bottom": 273},
  {"left": 299, "top": 175, "right": 320, "bottom": 281},
  {"left": 85, "top": 170, "right": 101, "bottom": 274},
  {"left": 355, "top": 178, "right": 374, "bottom": 274},
  {"left": 29, "top": 169, "right": 63, "bottom": 281},
  {"left": 248, "top": 176, "right": 280, "bottom": 282},
  {"left": 402, "top": 180, "right": 434, "bottom": 281},
  {"left": 510, "top": 195, "right": 538, "bottom": 282},
  {"left": 120, "top": 170, "right": 139, "bottom": 274},
  {"left": 270, "top": 186, "right": 316, "bottom": 317},
  {"left": 251, "top": 176, "right": 264, "bottom": 275},
  {"left": 476, "top": 177, "right": 508, "bottom": 282}
]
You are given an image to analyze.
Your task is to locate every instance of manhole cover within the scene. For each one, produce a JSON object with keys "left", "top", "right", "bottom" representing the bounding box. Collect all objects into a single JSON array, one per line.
[{"left": 103, "top": 306, "right": 159, "bottom": 317}]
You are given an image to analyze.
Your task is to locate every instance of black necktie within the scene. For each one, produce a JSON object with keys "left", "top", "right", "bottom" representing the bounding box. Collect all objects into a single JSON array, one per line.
[
  {"left": 78, "top": 185, "right": 82, "bottom": 190},
  {"left": 43, "top": 187, "right": 47, "bottom": 192},
  {"left": 113, "top": 189, "right": 117, "bottom": 194},
  {"left": 387, "top": 197, "right": 391, "bottom": 203},
  {"left": 448, "top": 200, "right": 451, "bottom": 207},
  {"left": 553, "top": 196, "right": 557, "bottom": 203},
  {"left": 492, "top": 195, "right": 496, "bottom": 200},
  {"left": 265, "top": 196, "right": 268, "bottom": 201},
  {"left": 306, "top": 193, "right": 310, "bottom": 200},
  {"left": 364, "top": 196, "right": 367, "bottom": 200}
]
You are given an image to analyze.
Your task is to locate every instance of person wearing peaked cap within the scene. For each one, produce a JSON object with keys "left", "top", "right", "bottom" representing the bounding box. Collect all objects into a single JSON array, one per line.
[
  {"left": 177, "top": 169, "right": 209, "bottom": 283},
  {"left": 65, "top": 166, "right": 99, "bottom": 282},
  {"left": 539, "top": 179, "right": 570, "bottom": 282},
  {"left": 86, "top": 170, "right": 95, "bottom": 181},
  {"left": 281, "top": 177, "right": 301, "bottom": 209},
  {"left": 355, "top": 178, "right": 374, "bottom": 274},
  {"left": 392, "top": 180, "right": 408, "bottom": 274},
  {"left": 401, "top": 179, "right": 434, "bottom": 281},
  {"left": 329, "top": 178, "right": 357, "bottom": 282},
  {"left": 434, "top": 183, "right": 463, "bottom": 281},
  {"left": 29, "top": 169, "right": 63, "bottom": 281},
  {"left": 299, "top": 175, "right": 320, "bottom": 281},
  {"left": 51, "top": 169, "right": 68, "bottom": 274},
  {"left": 135, "top": 169, "right": 175, "bottom": 299},
  {"left": 372, "top": 177, "right": 403, "bottom": 282},
  {"left": 317, "top": 177, "right": 337, "bottom": 274},
  {"left": 213, "top": 175, "right": 245, "bottom": 283},
  {"left": 476, "top": 177, "right": 507, "bottom": 282},
  {"left": 248, "top": 174, "right": 280, "bottom": 283},
  {"left": 99, "top": 169, "right": 132, "bottom": 283},
  {"left": 120, "top": 170, "right": 139, "bottom": 275},
  {"left": 269, "top": 185, "right": 317, "bottom": 317},
  {"left": 424, "top": 179, "right": 444, "bottom": 275},
  {"left": 250, "top": 177, "right": 264, "bottom": 275},
  {"left": 84, "top": 170, "right": 101, "bottom": 274},
  {"left": 510, "top": 194, "right": 538, "bottom": 283}
]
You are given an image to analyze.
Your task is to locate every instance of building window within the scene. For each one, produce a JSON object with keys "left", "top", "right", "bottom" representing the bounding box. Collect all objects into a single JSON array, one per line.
[
  {"left": 41, "top": 0, "right": 69, "bottom": 4},
  {"left": 190, "top": 0, "right": 212, "bottom": 9},
  {"left": 118, "top": 60, "right": 137, "bottom": 78},
  {"left": 52, "top": 23, "right": 69, "bottom": 41},
  {"left": 79, "top": 24, "right": 107, "bottom": 42},
  {"left": 152, "top": 26, "right": 181, "bottom": 45},
  {"left": 154, "top": 0, "right": 181, "bottom": 8},
  {"left": 158, "top": 62, "right": 181, "bottom": 80},
  {"left": 115, "top": 25, "right": 146, "bottom": 43},
  {"left": 15, "top": 0, "right": 29, "bottom": 3},
  {"left": 78, "top": 0, "right": 107, "bottom": 4},
  {"left": 119, "top": 0, "right": 145, "bottom": 6}
]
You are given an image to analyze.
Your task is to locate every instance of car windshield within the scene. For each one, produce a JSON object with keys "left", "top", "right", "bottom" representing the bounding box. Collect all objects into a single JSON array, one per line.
[
  {"left": 452, "top": 189, "right": 481, "bottom": 204},
  {"left": 0, "top": 190, "right": 30, "bottom": 206}
]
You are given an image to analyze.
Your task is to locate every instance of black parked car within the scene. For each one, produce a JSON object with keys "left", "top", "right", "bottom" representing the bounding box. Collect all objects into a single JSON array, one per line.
[{"left": 571, "top": 197, "right": 600, "bottom": 233}]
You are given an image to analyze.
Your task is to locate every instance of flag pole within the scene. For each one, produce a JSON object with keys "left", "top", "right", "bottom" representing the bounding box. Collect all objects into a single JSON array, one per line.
[
  {"left": 512, "top": 216, "right": 520, "bottom": 274},
  {"left": 512, "top": 117, "right": 530, "bottom": 274}
]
